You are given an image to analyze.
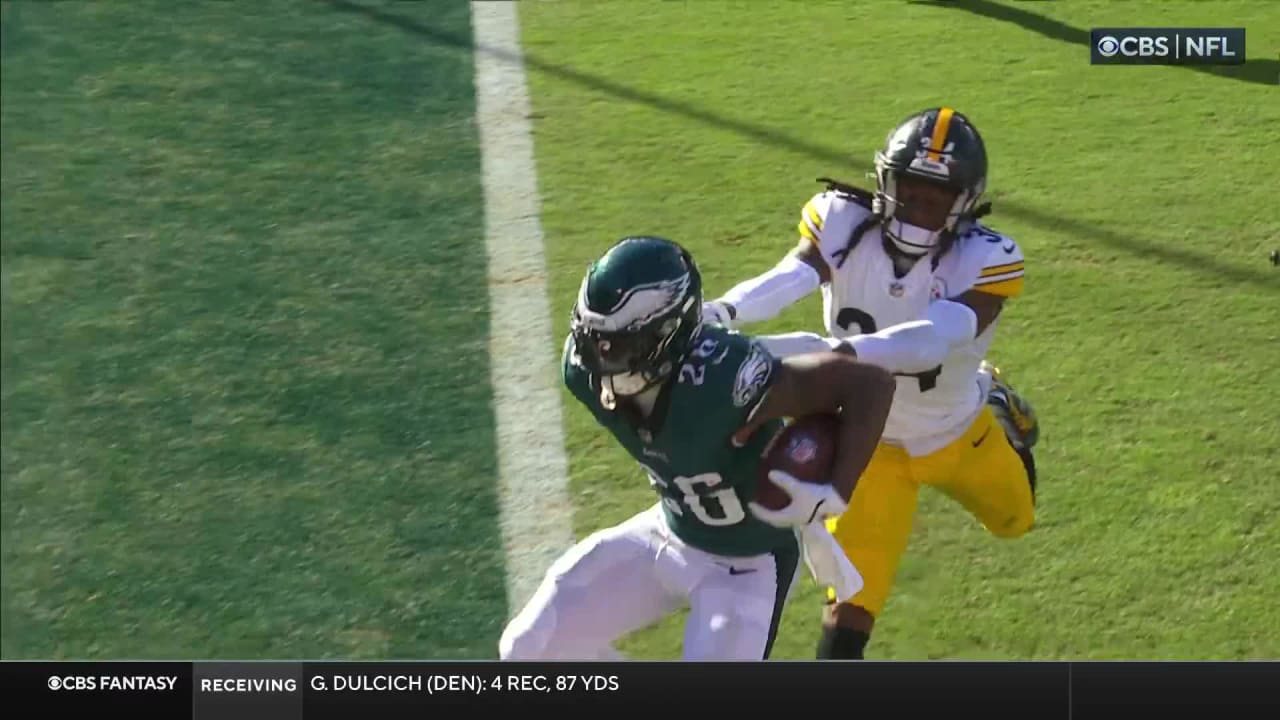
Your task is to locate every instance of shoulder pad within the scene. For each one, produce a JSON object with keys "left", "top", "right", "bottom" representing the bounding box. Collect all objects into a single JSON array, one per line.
[
  {"left": 793, "top": 175, "right": 875, "bottom": 244},
  {"left": 799, "top": 182, "right": 878, "bottom": 269},
  {"left": 962, "top": 224, "right": 1026, "bottom": 297},
  {"left": 798, "top": 191, "right": 834, "bottom": 246},
  {"left": 687, "top": 327, "right": 779, "bottom": 418},
  {"left": 731, "top": 339, "right": 776, "bottom": 411}
]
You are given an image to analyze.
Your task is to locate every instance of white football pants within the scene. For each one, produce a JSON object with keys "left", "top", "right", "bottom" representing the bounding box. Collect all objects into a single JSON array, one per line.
[{"left": 499, "top": 504, "right": 801, "bottom": 661}]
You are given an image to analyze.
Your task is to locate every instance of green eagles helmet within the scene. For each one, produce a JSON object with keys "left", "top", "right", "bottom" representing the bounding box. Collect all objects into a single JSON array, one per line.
[
  {"left": 873, "top": 106, "right": 989, "bottom": 255},
  {"left": 570, "top": 236, "right": 703, "bottom": 399}
]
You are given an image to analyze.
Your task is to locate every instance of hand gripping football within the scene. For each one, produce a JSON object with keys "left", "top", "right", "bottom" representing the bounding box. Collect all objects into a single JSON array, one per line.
[{"left": 754, "top": 413, "right": 839, "bottom": 511}]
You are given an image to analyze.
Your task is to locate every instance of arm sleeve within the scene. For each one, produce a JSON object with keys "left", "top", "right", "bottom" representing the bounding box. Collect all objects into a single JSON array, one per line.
[
  {"left": 717, "top": 254, "right": 822, "bottom": 325},
  {"left": 846, "top": 300, "right": 977, "bottom": 373},
  {"left": 710, "top": 192, "right": 835, "bottom": 327},
  {"left": 752, "top": 299, "right": 978, "bottom": 374},
  {"left": 753, "top": 331, "right": 844, "bottom": 359}
]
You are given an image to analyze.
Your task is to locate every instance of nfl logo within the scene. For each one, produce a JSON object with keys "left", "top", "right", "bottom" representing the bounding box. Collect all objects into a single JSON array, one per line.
[
  {"left": 638, "top": 429, "right": 652, "bottom": 444},
  {"left": 889, "top": 281, "right": 905, "bottom": 298},
  {"left": 788, "top": 435, "right": 817, "bottom": 464}
]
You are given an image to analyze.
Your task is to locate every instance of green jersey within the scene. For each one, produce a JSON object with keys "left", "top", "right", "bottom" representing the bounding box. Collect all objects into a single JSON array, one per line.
[{"left": 563, "top": 324, "right": 797, "bottom": 557}]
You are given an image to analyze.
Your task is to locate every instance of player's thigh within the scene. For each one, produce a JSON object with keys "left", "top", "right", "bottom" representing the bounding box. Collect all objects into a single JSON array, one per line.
[
  {"left": 682, "top": 541, "right": 801, "bottom": 661},
  {"left": 825, "top": 443, "right": 919, "bottom": 617},
  {"left": 499, "top": 506, "right": 680, "bottom": 659},
  {"left": 928, "top": 407, "right": 1035, "bottom": 538}
]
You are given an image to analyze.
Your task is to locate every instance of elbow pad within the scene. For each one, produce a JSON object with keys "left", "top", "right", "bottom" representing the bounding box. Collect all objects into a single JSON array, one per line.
[{"left": 718, "top": 254, "right": 821, "bottom": 326}]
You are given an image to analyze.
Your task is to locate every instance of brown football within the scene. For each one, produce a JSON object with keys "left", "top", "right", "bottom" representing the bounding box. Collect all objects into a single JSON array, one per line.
[{"left": 754, "top": 413, "right": 840, "bottom": 511}]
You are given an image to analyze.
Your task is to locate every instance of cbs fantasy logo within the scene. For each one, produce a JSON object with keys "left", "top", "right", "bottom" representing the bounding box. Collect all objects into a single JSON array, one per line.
[{"left": 1091, "top": 28, "right": 1245, "bottom": 66}]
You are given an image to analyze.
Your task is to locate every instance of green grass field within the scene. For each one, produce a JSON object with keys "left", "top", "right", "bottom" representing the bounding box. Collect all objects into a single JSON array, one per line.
[
  {"left": 519, "top": 0, "right": 1279, "bottom": 659},
  {"left": 1, "top": 0, "right": 506, "bottom": 659},
  {"left": 3, "top": 0, "right": 1277, "bottom": 661}
]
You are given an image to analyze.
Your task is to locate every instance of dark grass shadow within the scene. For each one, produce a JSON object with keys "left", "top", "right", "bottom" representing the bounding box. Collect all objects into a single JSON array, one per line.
[
  {"left": 912, "top": 0, "right": 1279, "bottom": 88},
  {"left": 323, "top": 0, "right": 848, "bottom": 169},
  {"left": 0, "top": 1, "right": 26, "bottom": 56},
  {"left": 327, "top": 0, "right": 1277, "bottom": 291}
]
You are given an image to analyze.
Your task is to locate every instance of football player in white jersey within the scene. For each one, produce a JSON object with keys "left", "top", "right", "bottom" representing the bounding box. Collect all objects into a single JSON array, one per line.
[{"left": 702, "top": 107, "right": 1040, "bottom": 659}]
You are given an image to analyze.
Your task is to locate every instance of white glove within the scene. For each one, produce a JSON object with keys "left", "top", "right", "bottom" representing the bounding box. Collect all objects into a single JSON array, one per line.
[
  {"left": 748, "top": 470, "right": 850, "bottom": 529},
  {"left": 701, "top": 300, "right": 736, "bottom": 329},
  {"left": 799, "top": 523, "right": 864, "bottom": 603}
]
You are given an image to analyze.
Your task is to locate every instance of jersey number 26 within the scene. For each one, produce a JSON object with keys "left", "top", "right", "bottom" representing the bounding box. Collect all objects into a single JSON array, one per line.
[{"left": 645, "top": 467, "right": 745, "bottom": 527}]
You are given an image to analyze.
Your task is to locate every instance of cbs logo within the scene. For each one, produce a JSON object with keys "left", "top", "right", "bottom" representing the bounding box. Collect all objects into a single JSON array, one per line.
[
  {"left": 1096, "top": 35, "right": 1170, "bottom": 58},
  {"left": 48, "top": 675, "right": 96, "bottom": 690}
]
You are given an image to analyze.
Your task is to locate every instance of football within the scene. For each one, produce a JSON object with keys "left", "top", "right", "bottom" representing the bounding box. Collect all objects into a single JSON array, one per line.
[{"left": 754, "top": 413, "right": 840, "bottom": 511}]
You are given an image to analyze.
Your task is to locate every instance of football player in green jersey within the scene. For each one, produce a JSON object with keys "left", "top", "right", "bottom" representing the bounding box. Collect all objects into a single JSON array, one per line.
[{"left": 498, "top": 236, "right": 894, "bottom": 660}]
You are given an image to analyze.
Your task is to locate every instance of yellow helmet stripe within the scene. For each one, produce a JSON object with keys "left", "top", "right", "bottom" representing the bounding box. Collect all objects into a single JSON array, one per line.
[{"left": 927, "top": 107, "right": 955, "bottom": 162}]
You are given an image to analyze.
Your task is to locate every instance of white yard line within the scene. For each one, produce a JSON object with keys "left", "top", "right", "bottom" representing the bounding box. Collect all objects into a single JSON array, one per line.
[{"left": 470, "top": 1, "right": 575, "bottom": 616}]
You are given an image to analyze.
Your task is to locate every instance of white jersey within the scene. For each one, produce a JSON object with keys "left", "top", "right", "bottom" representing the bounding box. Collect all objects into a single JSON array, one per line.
[{"left": 798, "top": 188, "right": 1026, "bottom": 456}]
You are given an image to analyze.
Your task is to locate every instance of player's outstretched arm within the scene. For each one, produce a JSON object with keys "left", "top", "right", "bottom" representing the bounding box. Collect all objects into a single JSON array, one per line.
[
  {"left": 753, "top": 293, "right": 992, "bottom": 375},
  {"left": 845, "top": 289, "right": 1007, "bottom": 371},
  {"left": 841, "top": 299, "right": 978, "bottom": 373},
  {"left": 734, "top": 351, "right": 894, "bottom": 504},
  {"left": 704, "top": 238, "right": 828, "bottom": 328}
]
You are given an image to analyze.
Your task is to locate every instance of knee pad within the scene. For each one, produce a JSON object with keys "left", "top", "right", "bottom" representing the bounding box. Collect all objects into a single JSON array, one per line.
[{"left": 990, "top": 501, "right": 1035, "bottom": 539}]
